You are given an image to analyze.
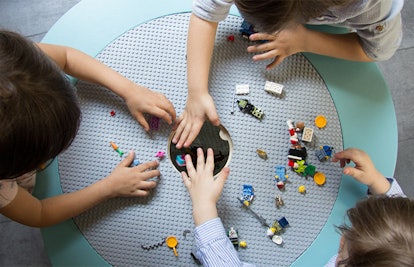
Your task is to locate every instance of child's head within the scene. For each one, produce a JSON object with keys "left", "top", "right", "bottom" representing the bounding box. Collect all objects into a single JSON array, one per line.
[
  {"left": 234, "top": 0, "right": 356, "bottom": 33},
  {"left": 337, "top": 196, "right": 414, "bottom": 266},
  {"left": 0, "top": 30, "right": 81, "bottom": 179}
]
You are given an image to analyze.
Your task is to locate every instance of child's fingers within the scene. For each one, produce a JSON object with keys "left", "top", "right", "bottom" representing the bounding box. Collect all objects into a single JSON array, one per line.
[
  {"left": 216, "top": 167, "right": 230, "bottom": 187},
  {"left": 184, "top": 154, "right": 196, "bottom": 178},
  {"left": 135, "top": 160, "right": 159, "bottom": 172},
  {"left": 205, "top": 148, "right": 214, "bottom": 170},
  {"left": 119, "top": 151, "right": 135, "bottom": 167},
  {"left": 181, "top": 171, "right": 191, "bottom": 188},
  {"left": 196, "top": 148, "right": 206, "bottom": 170},
  {"left": 134, "top": 113, "right": 150, "bottom": 132},
  {"left": 343, "top": 166, "right": 364, "bottom": 181}
]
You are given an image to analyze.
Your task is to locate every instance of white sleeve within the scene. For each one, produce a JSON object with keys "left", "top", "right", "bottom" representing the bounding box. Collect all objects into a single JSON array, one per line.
[
  {"left": 192, "top": 0, "right": 234, "bottom": 22},
  {"left": 194, "top": 217, "right": 256, "bottom": 267}
]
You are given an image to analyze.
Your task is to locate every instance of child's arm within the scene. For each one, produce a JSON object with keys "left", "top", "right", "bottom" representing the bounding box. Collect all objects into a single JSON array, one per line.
[
  {"left": 36, "top": 43, "right": 176, "bottom": 131},
  {"left": 248, "top": 23, "right": 372, "bottom": 69},
  {"left": 172, "top": 14, "right": 220, "bottom": 149},
  {"left": 332, "top": 148, "right": 391, "bottom": 195},
  {"left": 182, "top": 148, "right": 253, "bottom": 266},
  {"left": 0, "top": 152, "right": 159, "bottom": 227}
]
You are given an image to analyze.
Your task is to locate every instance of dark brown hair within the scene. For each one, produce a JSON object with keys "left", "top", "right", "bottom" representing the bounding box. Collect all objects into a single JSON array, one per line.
[
  {"left": 0, "top": 30, "right": 81, "bottom": 179},
  {"left": 338, "top": 196, "right": 414, "bottom": 266},
  {"left": 234, "top": 0, "right": 356, "bottom": 33}
]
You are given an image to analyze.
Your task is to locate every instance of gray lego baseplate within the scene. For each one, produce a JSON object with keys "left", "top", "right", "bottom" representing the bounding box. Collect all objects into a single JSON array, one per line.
[{"left": 59, "top": 13, "right": 343, "bottom": 267}]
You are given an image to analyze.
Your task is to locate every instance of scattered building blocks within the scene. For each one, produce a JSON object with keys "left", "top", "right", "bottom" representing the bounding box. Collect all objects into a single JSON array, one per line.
[
  {"left": 264, "top": 81, "right": 284, "bottom": 96},
  {"left": 301, "top": 127, "right": 314, "bottom": 143},
  {"left": 228, "top": 227, "right": 239, "bottom": 249},
  {"left": 275, "top": 195, "right": 284, "bottom": 208},
  {"left": 315, "top": 146, "right": 334, "bottom": 161},
  {"left": 176, "top": 154, "right": 186, "bottom": 166},
  {"left": 155, "top": 150, "right": 166, "bottom": 160},
  {"left": 256, "top": 149, "right": 268, "bottom": 160},
  {"left": 110, "top": 141, "right": 124, "bottom": 157},
  {"left": 237, "top": 99, "right": 264, "bottom": 120},
  {"left": 241, "top": 184, "right": 255, "bottom": 206},
  {"left": 315, "top": 115, "right": 327, "bottom": 128},
  {"left": 235, "top": 84, "right": 250, "bottom": 95},
  {"left": 298, "top": 185, "right": 306, "bottom": 194},
  {"left": 314, "top": 172, "right": 326, "bottom": 185}
]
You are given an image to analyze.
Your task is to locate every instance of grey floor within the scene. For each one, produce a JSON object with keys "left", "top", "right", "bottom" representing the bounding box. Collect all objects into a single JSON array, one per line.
[{"left": 1, "top": 0, "right": 413, "bottom": 266}]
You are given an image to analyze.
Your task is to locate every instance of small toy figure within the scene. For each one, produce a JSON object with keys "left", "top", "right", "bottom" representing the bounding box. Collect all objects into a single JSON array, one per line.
[
  {"left": 274, "top": 165, "right": 288, "bottom": 183},
  {"left": 298, "top": 185, "right": 306, "bottom": 194},
  {"left": 266, "top": 217, "right": 289, "bottom": 238},
  {"left": 295, "top": 121, "right": 305, "bottom": 132},
  {"left": 110, "top": 141, "right": 124, "bottom": 157},
  {"left": 264, "top": 81, "right": 283, "bottom": 96},
  {"left": 275, "top": 165, "right": 288, "bottom": 189},
  {"left": 276, "top": 181, "right": 285, "bottom": 190},
  {"left": 228, "top": 227, "right": 239, "bottom": 249},
  {"left": 176, "top": 154, "right": 186, "bottom": 166},
  {"left": 241, "top": 184, "right": 255, "bottom": 206},
  {"left": 315, "top": 146, "right": 334, "bottom": 161},
  {"left": 155, "top": 150, "right": 165, "bottom": 160},
  {"left": 237, "top": 99, "right": 264, "bottom": 120},
  {"left": 256, "top": 149, "right": 268, "bottom": 160},
  {"left": 315, "top": 115, "right": 327, "bottom": 128},
  {"left": 292, "top": 160, "right": 307, "bottom": 175},
  {"left": 275, "top": 195, "right": 284, "bottom": 208}
]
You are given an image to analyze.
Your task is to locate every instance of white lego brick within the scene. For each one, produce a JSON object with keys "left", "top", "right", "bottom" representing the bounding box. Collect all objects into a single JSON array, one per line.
[
  {"left": 235, "top": 84, "right": 250, "bottom": 95},
  {"left": 264, "top": 81, "right": 283, "bottom": 95},
  {"left": 302, "top": 127, "right": 314, "bottom": 142}
]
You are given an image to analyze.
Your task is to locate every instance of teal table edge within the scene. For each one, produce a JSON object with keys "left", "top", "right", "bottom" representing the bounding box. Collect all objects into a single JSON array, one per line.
[{"left": 34, "top": 0, "right": 398, "bottom": 266}]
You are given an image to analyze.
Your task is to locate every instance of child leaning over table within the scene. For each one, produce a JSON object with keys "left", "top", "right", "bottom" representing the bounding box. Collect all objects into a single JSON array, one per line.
[
  {"left": 181, "top": 147, "right": 413, "bottom": 267},
  {"left": 0, "top": 30, "right": 176, "bottom": 227},
  {"left": 172, "top": 0, "right": 404, "bottom": 149}
]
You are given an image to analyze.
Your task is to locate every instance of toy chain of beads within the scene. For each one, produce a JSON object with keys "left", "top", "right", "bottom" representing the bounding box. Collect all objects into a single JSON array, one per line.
[{"left": 141, "top": 238, "right": 166, "bottom": 250}]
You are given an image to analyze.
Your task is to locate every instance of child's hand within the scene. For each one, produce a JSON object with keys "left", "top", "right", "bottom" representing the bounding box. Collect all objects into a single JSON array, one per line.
[
  {"left": 172, "top": 92, "right": 219, "bottom": 149},
  {"left": 181, "top": 148, "right": 230, "bottom": 226},
  {"left": 332, "top": 148, "right": 390, "bottom": 194},
  {"left": 247, "top": 23, "right": 307, "bottom": 69},
  {"left": 124, "top": 83, "right": 176, "bottom": 131},
  {"left": 103, "top": 151, "right": 159, "bottom": 197}
]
